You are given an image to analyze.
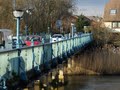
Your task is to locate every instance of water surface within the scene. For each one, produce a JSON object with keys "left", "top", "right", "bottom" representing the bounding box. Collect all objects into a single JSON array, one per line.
[{"left": 58, "top": 76, "right": 120, "bottom": 90}]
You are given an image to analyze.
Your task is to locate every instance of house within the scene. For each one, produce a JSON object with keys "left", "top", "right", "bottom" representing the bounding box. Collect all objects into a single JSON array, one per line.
[
  {"left": 87, "top": 16, "right": 102, "bottom": 23},
  {"left": 53, "top": 15, "right": 78, "bottom": 33},
  {"left": 87, "top": 16, "right": 103, "bottom": 28},
  {"left": 104, "top": 0, "right": 120, "bottom": 32},
  {"left": 61, "top": 15, "right": 78, "bottom": 33},
  {"left": 54, "top": 15, "right": 99, "bottom": 33}
]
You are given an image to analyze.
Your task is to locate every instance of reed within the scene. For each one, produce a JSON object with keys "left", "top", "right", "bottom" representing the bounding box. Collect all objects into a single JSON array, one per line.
[{"left": 75, "top": 47, "right": 120, "bottom": 75}]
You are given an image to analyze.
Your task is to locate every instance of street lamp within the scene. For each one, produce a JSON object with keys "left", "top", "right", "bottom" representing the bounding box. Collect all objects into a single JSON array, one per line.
[{"left": 13, "top": 10, "right": 24, "bottom": 48}]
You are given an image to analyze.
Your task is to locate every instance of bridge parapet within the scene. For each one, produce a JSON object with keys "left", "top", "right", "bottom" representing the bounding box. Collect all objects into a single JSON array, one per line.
[{"left": 0, "top": 33, "right": 93, "bottom": 88}]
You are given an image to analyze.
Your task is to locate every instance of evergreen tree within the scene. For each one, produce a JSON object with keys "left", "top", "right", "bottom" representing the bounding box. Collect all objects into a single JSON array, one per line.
[{"left": 76, "top": 15, "right": 90, "bottom": 32}]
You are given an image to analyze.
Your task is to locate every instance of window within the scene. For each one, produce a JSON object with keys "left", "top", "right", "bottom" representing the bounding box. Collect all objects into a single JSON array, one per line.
[
  {"left": 110, "top": 9, "right": 117, "bottom": 15},
  {"left": 112, "top": 22, "right": 117, "bottom": 28},
  {"left": 112, "top": 22, "right": 120, "bottom": 28},
  {"left": 118, "top": 22, "right": 120, "bottom": 27}
]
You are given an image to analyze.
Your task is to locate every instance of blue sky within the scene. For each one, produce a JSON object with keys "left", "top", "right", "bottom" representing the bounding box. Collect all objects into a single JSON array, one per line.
[{"left": 74, "top": 0, "right": 109, "bottom": 16}]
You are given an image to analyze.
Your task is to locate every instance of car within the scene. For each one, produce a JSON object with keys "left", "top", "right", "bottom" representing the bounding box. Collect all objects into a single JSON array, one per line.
[
  {"left": 51, "top": 34, "right": 64, "bottom": 42},
  {"left": 12, "top": 39, "right": 24, "bottom": 49},
  {"left": 74, "top": 33, "right": 78, "bottom": 37},
  {"left": 12, "top": 37, "right": 25, "bottom": 49},
  {"left": 25, "top": 35, "right": 42, "bottom": 46}
]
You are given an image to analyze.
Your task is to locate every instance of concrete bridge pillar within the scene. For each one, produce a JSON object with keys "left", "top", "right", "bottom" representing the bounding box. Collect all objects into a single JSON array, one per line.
[
  {"left": 49, "top": 65, "right": 66, "bottom": 88},
  {"left": 24, "top": 65, "right": 67, "bottom": 89},
  {"left": 30, "top": 72, "right": 53, "bottom": 90}
]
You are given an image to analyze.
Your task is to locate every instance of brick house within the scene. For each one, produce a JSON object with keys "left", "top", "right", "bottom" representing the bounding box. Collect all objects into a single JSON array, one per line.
[
  {"left": 52, "top": 15, "right": 78, "bottom": 33},
  {"left": 104, "top": 0, "right": 120, "bottom": 32},
  {"left": 61, "top": 15, "right": 78, "bottom": 33}
]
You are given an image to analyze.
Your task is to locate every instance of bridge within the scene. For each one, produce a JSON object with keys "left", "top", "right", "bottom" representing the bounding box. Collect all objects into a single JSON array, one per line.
[{"left": 0, "top": 33, "right": 93, "bottom": 89}]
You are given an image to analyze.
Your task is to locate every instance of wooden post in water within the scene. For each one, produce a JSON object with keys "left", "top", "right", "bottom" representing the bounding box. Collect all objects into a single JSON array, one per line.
[{"left": 58, "top": 70, "right": 64, "bottom": 83}]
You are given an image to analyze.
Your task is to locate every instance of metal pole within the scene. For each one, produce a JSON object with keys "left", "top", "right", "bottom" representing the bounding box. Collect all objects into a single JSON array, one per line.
[
  {"left": 25, "top": 25, "right": 28, "bottom": 35},
  {"left": 25, "top": 12, "right": 28, "bottom": 36},
  {"left": 12, "top": 0, "right": 16, "bottom": 10},
  {"left": 16, "top": 17, "right": 20, "bottom": 48},
  {"left": 48, "top": 26, "right": 50, "bottom": 34}
]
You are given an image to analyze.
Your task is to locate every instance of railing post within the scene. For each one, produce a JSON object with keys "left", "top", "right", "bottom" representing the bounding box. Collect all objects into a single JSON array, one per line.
[
  {"left": 42, "top": 38, "right": 44, "bottom": 44},
  {"left": 50, "top": 36, "right": 52, "bottom": 43},
  {"left": 69, "top": 33, "right": 71, "bottom": 39},
  {"left": 31, "top": 38, "right": 34, "bottom": 46},
  {"left": 30, "top": 37, "right": 35, "bottom": 70},
  {"left": 71, "top": 23, "right": 74, "bottom": 38}
]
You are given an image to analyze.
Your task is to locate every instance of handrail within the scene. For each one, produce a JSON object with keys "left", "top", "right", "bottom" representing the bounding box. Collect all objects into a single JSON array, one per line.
[{"left": 0, "top": 33, "right": 93, "bottom": 80}]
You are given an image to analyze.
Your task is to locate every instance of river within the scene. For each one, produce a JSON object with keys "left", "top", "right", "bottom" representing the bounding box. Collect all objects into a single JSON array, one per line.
[{"left": 57, "top": 75, "right": 120, "bottom": 90}]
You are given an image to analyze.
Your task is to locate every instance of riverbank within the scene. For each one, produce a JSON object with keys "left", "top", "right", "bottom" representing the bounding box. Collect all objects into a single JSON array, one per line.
[{"left": 64, "top": 44, "right": 120, "bottom": 75}]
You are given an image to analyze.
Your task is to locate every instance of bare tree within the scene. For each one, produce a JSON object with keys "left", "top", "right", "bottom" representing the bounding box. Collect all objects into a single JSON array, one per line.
[
  {"left": 90, "top": 20, "right": 112, "bottom": 46},
  {"left": 0, "top": 0, "right": 14, "bottom": 32},
  {"left": 28, "top": 0, "right": 74, "bottom": 33},
  {"left": 0, "top": 0, "right": 74, "bottom": 34}
]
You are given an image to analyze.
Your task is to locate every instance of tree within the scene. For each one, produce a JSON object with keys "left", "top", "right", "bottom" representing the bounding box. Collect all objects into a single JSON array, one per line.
[
  {"left": 0, "top": 0, "right": 74, "bottom": 34},
  {"left": 0, "top": 0, "right": 14, "bottom": 32},
  {"left": 29, "top": 0, "right": 74, "bottom": 33},
  {"left": 76, "top": 15, "right": 90, "bottom": 32},
  {"left": 90, "top": 19, "right": 112, "bottom": 46}
]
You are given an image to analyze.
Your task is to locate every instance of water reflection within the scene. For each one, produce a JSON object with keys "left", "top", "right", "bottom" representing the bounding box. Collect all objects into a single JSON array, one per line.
[{"left": 57, "top": 76, "right": 120, "bottom": 90}]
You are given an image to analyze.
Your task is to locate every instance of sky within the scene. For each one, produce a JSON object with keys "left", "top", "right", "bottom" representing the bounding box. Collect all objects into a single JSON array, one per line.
[{"left": 74, "top": 0, "right": 110, "bottom": 17}]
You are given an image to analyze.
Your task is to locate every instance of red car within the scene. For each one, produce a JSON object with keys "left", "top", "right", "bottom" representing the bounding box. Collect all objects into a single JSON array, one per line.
[{"left": 25, "top": 35, "right": 42, "bottom": 46}]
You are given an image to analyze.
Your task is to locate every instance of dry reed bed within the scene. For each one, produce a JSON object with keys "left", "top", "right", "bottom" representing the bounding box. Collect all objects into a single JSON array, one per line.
[{"left": 71, "top": 47, "right": 120, "bottom": 75}]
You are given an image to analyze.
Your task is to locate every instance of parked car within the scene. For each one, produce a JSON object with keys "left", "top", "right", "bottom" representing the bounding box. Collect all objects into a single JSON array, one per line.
[
  {"left": 51, "top": 34, "right": 64, "bottom": 42},
  {"left": 25, "top": 35, "right": 42, "bottom": 46},
  {"left": 74, "top": 33, "right": 78, "bottom": 37},
  {"left": 12, "top": 36, "right": 25, "bottom": 49}
]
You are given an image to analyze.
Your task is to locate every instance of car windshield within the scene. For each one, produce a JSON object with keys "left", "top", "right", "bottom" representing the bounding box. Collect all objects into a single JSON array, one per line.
[
  {"left": 33, "top": 37, "right": 40, "bottom": 41},
  {"left": 26, "top": 36, "right": 40, "bottom": 41},
  {"left": 52, "top": 34, "right": 63, "bottom": 38}
]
